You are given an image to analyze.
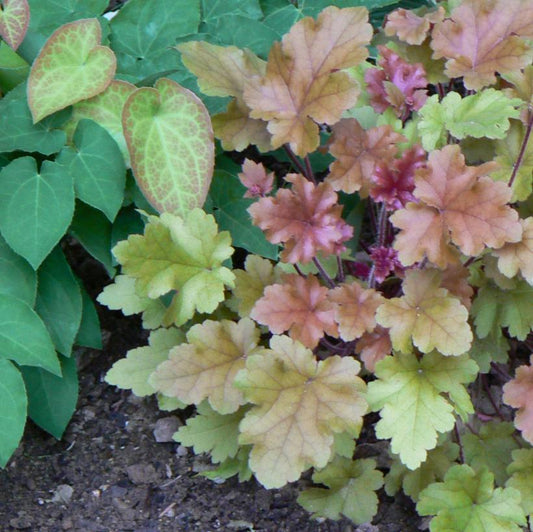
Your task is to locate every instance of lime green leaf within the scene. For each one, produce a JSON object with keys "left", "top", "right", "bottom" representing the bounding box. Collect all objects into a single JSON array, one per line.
[
  {"left": 157, "top": 393, "right": 185, "bottom": 412},
  {"left": 0, "top": 82, "right": 67, "bottom": 155},
  {"left": 28, "top": 18, "right": 116, "bottom": 122},
  {"left": 0, "top": 41, "right": 30, "bottom": 92},
  {"left": 97, "top": 274, "right": 166, "bottom": 330},
  {"left": 20, "top": 355, "right": 78, "bottom": 439},
  {"left": 0, "top": 359, "right": 26, "bottom": 467},
  {"left": 506, "top": 448, "right": 533, "bottom": 516},
  {"left": 112, "top": 209, "right": 235, "bottom": 326},
  {"left": 235, "top": 335, "right": 367, "bottom": 488},
  {"left": 201, "top": 446, "right": 253, "bottom": 482},
  {"left": 123, "top": 78, "right": 214, "bottom": 216},
  {"left": 417, "top": 94, "right": 447, "bottom": 151},
  {"left": 472, "top": 280, "right": 533, "bottom": 340},
  {"left": 385, "top": 439, "right": 459, "bottom": 501},
  {"left": 151, "top": 318, "right": 261, "bottom": 414},
  {"left": 174, "top": 402, "right": 245, "bottom": 463},
  {"left": 69, "top": 201, "right": 115, "bottom": 277},
  {"left": 0, "top": 294, "right": 59, "bottom": 375},
  {"left": 417, "top": 465, "right": 526, "bottom": 532},
  {"left": 468, "top": 329, "right": 509, "bottom": 374},
  {"left": 0, "top": 0, "right": 29, "bottom": 50},
  {"left": 35, "top": 247, "right": 82, "bottom": 357},
  {"left": 0, "top": 157, "right": 74, "bottom": 269},
  {"left": 367, "top": 352, "right": 477, "bottom": 470},
  {"left": 75, "top": 285, "right": 102, "bottom": 349},
  {"left": 57, "top": 119, "right": 126, "bottom": 222},
  {"left": 106, "top": 327, "right": 184, "bottom": 397},
  {"left": 298, "top": 457, "right": 383, "bottom": 524},
  {"left": 62, "top": 80, "right": 136, "bottom": 168},
  {"left": 463, "top": 421, "right": 522, "bottom": 487},
  {"left": 208, "top": 170, "right": 278, "bottom": 259},
  {"left": 109, "top": 0, "right": 200, "bottom": 81},
  {"left": 0, "top": 232, "right": 36, "bottom": 306},
  {"left": 376, "top": 269, "right": 472, "bottom": 356}
]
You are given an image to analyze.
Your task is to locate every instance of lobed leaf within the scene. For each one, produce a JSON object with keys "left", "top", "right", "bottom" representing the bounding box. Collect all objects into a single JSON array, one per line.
[
  {"left": 506, "top": 448, "right": 533, "bottom": 516},
  {"left": 235, "top": 335, "right": 367, "bottom": 488}
]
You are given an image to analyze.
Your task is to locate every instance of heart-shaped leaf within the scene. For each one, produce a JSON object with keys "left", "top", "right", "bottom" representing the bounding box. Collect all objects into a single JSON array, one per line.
[
  {"left": 28, "top": 18, "right": 116, "bottom": 123},
  {"left": 0, "top": 156, "right": 74, "bottom": 269},
  {"left": 122, "top": 78, "right": 214, "bottom": 216},
  {"left": 0, "top": 0, "right": 29, "bottom": 50}
]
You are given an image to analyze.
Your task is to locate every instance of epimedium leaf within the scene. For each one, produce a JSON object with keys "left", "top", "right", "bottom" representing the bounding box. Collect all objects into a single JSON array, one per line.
[
  {"left": 62, "top": 80, "right": 136, "bottom": 168},
  {"left": 201, "top": 0, "right": 263, "bottom": 24},
  {"left": 417, "top": 465, "right": 526, "bottom": 531},
  {"left": 208, "top": 169, "right": 278, "bottom": 260},
  {"left": 243, "top": 6, "right": 373, "bottom": 156},
  {"left": 0, "top": 82, "right": 67, "bottom": 155},
  {"left": 27, "top": 18, "right": 116, "bottom": 123},
  {"left": 472, "top": 280, "right": 533, "bottom": 341},
  {"left": 367, "top": 351, "right": 477, "bottom": 470},
  {"left": 35, "top": 246, "right": 82, "bottom": 357},
  {"left": 109, "top": 0, "right": 200, "bottom": 82},
  {"left": 122, "top": 78, "right": 214, "bottom": 216},
  {"left": 375, "top": 269, "right": 472, "bottom": 356},
  {"left": 112, "top": 209, "right": 235, "bottom": 327},
  {"left": 174, "top": 401, "right": 246, "bottom": 463},
  {"left": 0, "top": 156, "right": 74, "bottom": 269},
  {"left": 57, "top": 119, "right": 126, "bottom": 222},
  {"left": 150, "top": 318, "right": 262, "bottom": 414},
  {"left": 20, "top": 354, "right": 78, "bottom": 439},
  {"left": 251, "top": 273, "right": 338, "bottom": 349},
  {"left": 0, "top": 40, "right": 30, "bottom": 93},
  {"left": 235, "top": 335, "right": 367, "bottom": 488},
  {"left": 298, "top": 457, "right": 383, "bottom": 524},
  {"left": 0, "top": 358, "right": 26, "bottom": 467},
  {"left": 0, "top": 0, "right": 29, "bottom": 50},
  {"left": 75, "top": 284, "right": 102, "bottom": 350},
  {"left": 0, "top": 293, "right": 60, "bottom": 375},
  {"left": 0, "top": 232, "right": 36, "bottom": 306},
  {"left": 106, "top": 327, "right": 185, "bottom": 397}
]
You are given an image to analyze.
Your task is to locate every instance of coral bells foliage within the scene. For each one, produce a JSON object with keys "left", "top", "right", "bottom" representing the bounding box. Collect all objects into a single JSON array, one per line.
[{"left": 102, "top": 2, "right": 533, "bottom": 529}]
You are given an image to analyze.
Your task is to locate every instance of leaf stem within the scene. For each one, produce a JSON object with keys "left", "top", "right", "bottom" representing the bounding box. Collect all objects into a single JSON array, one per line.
[
  {"left": 509, "top": 109, "right": 533, "bottom": 189},
  {"left": 313, "top": 257, "right": 335, "bottom": 288},
  {"left": 377, "top": 203, "right": 389, "bottom": 247},
  {"left": 282, "top": 145, "right": 316, "bottom": 183},
  {"left": 453, "top": 423, "right": 465, "bottom": 463},
  {"left": 336, "top": 254, "right": 345, "bottom": 283},
  {"left": 304, "top": 155, "right": 317, "bottom": 184}
]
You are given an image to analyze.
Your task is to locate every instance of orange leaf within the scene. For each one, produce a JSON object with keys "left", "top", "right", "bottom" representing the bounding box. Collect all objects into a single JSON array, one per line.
[
  {"left": 391, "top": 145, "right": 522, "bottom": 268},
  {"left": 431, "top": 0, "right": 533, "bottom": 90},
  {"left": 326, "top": 119, "right": 405, "bottom": 195},
  {"left": 385, "top": 7, "right": 445, "bottom": 46},
  {"left": 251, "top": 274, "right": 338, "bottom": 348},
  {"left": 243, "top": 7, "right": 372, "bottom": 156},
  {"left": 355, "top": 326, "right": 392, "bottom": 372},
  {"left": 328, "top": 282, "right": 384, "bottom": 341},
  {"left": 503, "top": 355, "right": 533, "bottom": 444}
]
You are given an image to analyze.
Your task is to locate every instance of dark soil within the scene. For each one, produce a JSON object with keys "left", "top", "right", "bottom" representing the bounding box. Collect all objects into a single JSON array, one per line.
[{"left": 0, "top": 246, "right": 422, "bottom": 532}]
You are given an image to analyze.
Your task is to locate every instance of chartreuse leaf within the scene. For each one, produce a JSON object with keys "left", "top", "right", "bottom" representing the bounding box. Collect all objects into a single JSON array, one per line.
[
  {"left": 106, "top": 327, "right": 184, "bottom": 397},
  {"left": 174, "top": 401, "right": 246, "bottom": 463},
  {"left": 506, "top": 448, "right": 533, "bottom": 516},
  {"left": 35, "top": 246, "right": 82, "bottom": 357},
  {"left": 462, "top": 421, "right": 522, "bottom": 487},
  {"left": 150, "top": 318, "right": 261, "bottom": 414},
  {"left": 0, "top": 157, "right": 74, "bottom": 269},
  {"left": 0, "top": 359, "right": 26, "bottom": 467},
  {"left": 298, "top": 457, "right": 383, "bottom": 524},
  {"left": 417, "top": 465, "right": 526, "bottom": 532},
  {"left": 122, "top": 78, "right": 214, "bottom": 216},
  {"left": 234, "top": 335, "right": 367, "bottom": 488},
  {"left": 28, "top": 18, "right": 116, "bottom": 123},
  {"left": 0, "top": 294, "right": 59, "bottom": 375},
  {"left": 0, "top": 232, "right": 36, "bottom": 306},
  {"left": 385, "top": 439, "right": 459, "bottom": 501},
  {"left": 367, "top": 352, "right": 477, "bottom": 470},
  {"left": 62, "top": 80, "right": 136, "bottom": 167},
  {"left": 472, "top": 280, "right": 533, "bottom": 340},
  {"left": 57, "top": 119, "right": 126, "bottom": 222},
  {"left": 0, "top": 41, "right": 29, "bottom": 92},
  {"left": 20, "top": 354, "right": 78, "bottom": 439},
  {"left": 97, "top": 275, "right": 166, "bottom": 330},
  {"left": 109, "top": 0, "right": 200, "bottom": 82},
  {"left": 0, "top": 82, "right": 66, "bottom": 155},
  {"left": 112, "top": 209, "right": 235, "bottom": 327},
  {"left": 0, "top": 0, "right": 29, "bottom": 50},
  {"left": 201, "top": 446, "right": 252, "bottom": 482},
  {"left": 376, "top": 269, "right": 472, "bottom": 356}
]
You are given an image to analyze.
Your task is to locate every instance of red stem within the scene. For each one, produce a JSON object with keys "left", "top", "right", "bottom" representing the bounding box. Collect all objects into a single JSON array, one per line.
[{"left": 509, "top": 109, "right": 533, "bottom": 189}]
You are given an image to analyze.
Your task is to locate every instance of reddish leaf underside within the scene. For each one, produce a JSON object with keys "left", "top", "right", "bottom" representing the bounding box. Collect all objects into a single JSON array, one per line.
[{"left": 0, "top": 0, "right": 29, "bottom": 50}]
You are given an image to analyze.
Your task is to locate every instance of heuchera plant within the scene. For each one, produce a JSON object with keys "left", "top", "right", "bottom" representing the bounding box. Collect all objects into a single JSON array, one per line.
[{"left": 94, "top": 0, "right": 533, "bottom": 529}]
